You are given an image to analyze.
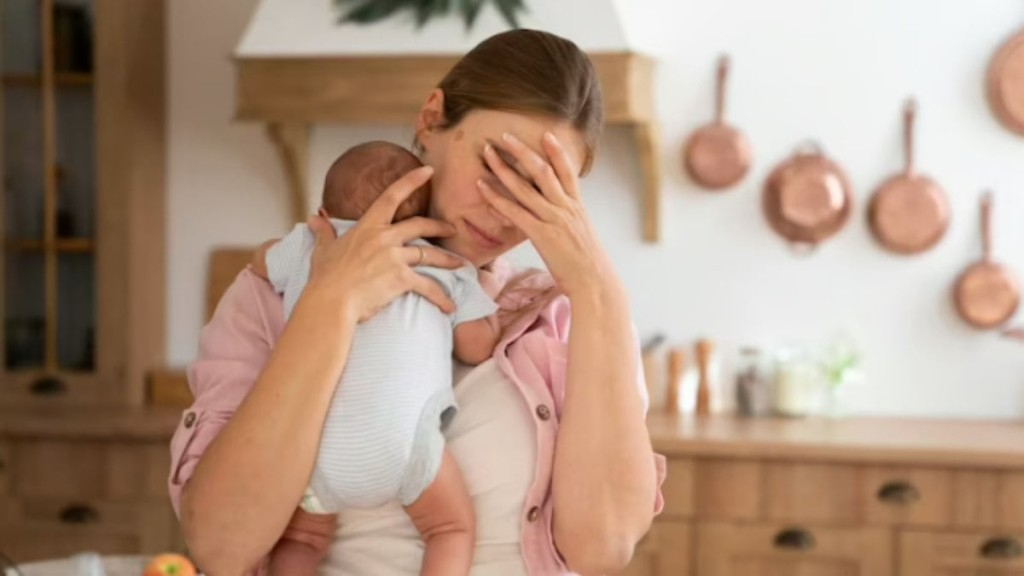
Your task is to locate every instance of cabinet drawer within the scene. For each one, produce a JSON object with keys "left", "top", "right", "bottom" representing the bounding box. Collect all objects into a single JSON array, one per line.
[
  {"left": 696, "top": 459, "right": 862, "bottom": 523},
  {"left": 864, "top": 467, "right": 1024, "bottom": 530},
  {"left": 949, "top": 470, "right": 1024, "bottom": 529},
  {"left": 901, "top": 530, "right": 1024, "bottom": 576},
  {"left": 0, "top": 497, "right": 179, "bottom": 562},
  {"left": 697, "top": 521, "right": 893, "bottom": 576},
  {"left": 11, "top": 439, "right": 171, "bottom": 500},
  {"left": 616, "top": 520, "right": 691, "bottom": 576},
  {"left": 662, "top": 458, "right": 694, "bottom": 518},
  {"left": 863, "top": 466, "right": 954, "bottom": 527},
  {"left": 764, "top": 462, "right": 862, "bottom": 523}
]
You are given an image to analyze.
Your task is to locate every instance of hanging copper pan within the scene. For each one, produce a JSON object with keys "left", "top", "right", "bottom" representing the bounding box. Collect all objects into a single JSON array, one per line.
[
  {"left": 762, "top": 142, "right": 854, "bottom": 249},
  {"left": 987, "top": 26, "right": 1024, "bottom": 135},
  {"left": 952, "top": 192, "right": 1020, "bottom": 329},
  {"left": 868, "top": 99, "right": 950, "bottom": 254},
  {"left": 683, "top": 55, "right": 752, "bottom": 190}
]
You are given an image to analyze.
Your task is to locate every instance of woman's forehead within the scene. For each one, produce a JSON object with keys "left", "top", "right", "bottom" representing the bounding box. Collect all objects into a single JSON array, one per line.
[{"left": 461, "top": 109, "right": 586, "bottom": 165}]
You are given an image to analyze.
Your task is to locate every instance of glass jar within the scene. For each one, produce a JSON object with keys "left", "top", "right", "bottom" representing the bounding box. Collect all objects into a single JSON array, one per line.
[
  {"left": 772, "top": 347, "right": 823, "bottom": 418},
  {"left": 734, "top": 347, "right": 773, "bottom": 417}
]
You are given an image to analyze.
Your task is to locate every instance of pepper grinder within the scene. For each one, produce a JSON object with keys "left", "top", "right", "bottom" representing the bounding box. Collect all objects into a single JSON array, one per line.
[
  {"left": 665, "top": 347, "right": 686, "bottom": 414},
  {"left": 695, "top": 339, "right": 714, "bottom": 416}
]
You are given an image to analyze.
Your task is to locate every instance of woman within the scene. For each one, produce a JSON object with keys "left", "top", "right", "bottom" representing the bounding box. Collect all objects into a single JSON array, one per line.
[{"left": 169, "top": 28, "right": 666, "bottom": 576}]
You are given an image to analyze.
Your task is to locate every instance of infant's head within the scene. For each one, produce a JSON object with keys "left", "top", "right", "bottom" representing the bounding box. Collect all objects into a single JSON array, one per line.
[{"left": 320, "top": 141, "right": 430, "bottom": 222}]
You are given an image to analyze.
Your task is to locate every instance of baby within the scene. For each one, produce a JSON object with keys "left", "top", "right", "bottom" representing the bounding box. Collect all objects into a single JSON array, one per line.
[{"left": 255, "top": 141, "right": 500, "bottom": 575}]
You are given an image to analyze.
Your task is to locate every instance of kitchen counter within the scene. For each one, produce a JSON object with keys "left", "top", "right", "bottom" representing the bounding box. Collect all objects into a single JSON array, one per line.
[{"left": 647, "top": 413, "right": 1024, "bottom": 469}]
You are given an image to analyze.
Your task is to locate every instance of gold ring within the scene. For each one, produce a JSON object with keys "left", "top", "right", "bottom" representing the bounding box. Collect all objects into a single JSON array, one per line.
[{"left": 415, "top": 246, "right": 425, "bottom": 267}]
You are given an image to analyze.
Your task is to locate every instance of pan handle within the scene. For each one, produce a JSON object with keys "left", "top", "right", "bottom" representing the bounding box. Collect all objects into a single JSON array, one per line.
[
  {"left": 715, "top": 54, "right": 730, "bottom": 125},
  {"left": 903, "top": 98, "right": 916, "bottom": 176},
  {"left": 981, "top": 191, "right": 994, "bottom": 262}
]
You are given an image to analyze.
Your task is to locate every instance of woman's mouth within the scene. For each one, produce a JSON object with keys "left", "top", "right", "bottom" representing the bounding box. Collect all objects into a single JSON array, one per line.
[{"left": 464, "top": 219, "right": 502, "bottom": 249}]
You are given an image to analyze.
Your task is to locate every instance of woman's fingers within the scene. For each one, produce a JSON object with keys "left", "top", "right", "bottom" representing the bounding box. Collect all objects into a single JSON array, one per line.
[
  {"left": 362, "top": 166, "right": 435, "bottom": 225},
  {"left": 483, "top": 143, "right": 555, "bottom": 222},
  {"left": 541, "top": 131, "right": 582, "bottom": 200},
  {"left": 388, "top": 216, "right": 456, "bottom": 246},
  {"left": 402, "top": 244, "right": 465, "bottom": 269},
  {"left": 478, "top": 178, "right": 540, "bottom": 237},
  {"left": 307, "top": 213, "right": 338, "bottom": 246},
  {"left": 500, "top": 132, "right": 574, "bottom": 207},
  {"left": 407, "top": 271, "right": 455, "bottom": 314}
]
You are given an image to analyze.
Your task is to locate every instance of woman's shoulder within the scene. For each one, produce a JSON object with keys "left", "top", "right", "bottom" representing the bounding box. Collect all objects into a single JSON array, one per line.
[
  {"left": 209, "top": 266, "right": 284, "bottom": 332},
  {"left": 189, "top": 267, "right": 284, "bottom": 396}
]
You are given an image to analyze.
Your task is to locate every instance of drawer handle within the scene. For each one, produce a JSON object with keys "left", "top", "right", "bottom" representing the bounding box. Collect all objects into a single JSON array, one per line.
[
  {"left": 773, "top": 527, "right": 816, "bottom": 551},
  {"left": 876, "top": 480, "right": 921, "bottom": 505},
  {"left": 59, "top": 503, "right": 99, "bottom": 525},
  {"left": 980, "top": 537, "right": 1024, "bottom": 560},
  {"left": 30, "top": 375, "right": 67, "bottom": 396}
]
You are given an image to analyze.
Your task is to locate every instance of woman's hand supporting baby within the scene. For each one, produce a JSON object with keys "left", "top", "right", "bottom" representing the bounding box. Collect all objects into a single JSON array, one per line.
[{"left": 180, "top": 167, "right": 466, "bottom": 576}]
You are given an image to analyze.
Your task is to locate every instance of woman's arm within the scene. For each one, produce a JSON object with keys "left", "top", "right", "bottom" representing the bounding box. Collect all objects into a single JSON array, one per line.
[
  {"left": 179, "top": 167, "right": 463, "bottom": 574},
  {"left": 552, "top": 280, "right": 656, "bottom": 574},
  {"left": 180, "top": 285, "right": 359, "bottom": 574},
  {"left": 477, "top": 132, "right": 658, "bottom": 574}
]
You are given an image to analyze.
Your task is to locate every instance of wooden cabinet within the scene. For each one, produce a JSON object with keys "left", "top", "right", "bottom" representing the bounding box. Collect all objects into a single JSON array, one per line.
[
  {"left": 617, "top": 521, "right": 691, "bottom": 576},
  {"left": 697, "top": 522, "right": 892, "bottom": 576},
  {"left": 1, "top": 0, "right": 166, "bottom": 405},
  {"left": 0, "top": 406, "right": 183, "bottom": 563},
  {"left": 622, "top": 415, "right": 1024, "bottom": 575},
  {"left": 900, "top": 530, "right": 1024, "bottom": 576}
]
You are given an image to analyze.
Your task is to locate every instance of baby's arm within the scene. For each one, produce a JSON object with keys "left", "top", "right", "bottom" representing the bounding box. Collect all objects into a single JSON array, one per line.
[{"left": 453, "top": 314, "right": 500, "bottom": 366}]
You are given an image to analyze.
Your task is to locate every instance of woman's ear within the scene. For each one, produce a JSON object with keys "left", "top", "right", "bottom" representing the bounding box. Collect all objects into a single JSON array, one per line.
[{"left": 415, "top": 89, "right": 446, "bottom": 145}]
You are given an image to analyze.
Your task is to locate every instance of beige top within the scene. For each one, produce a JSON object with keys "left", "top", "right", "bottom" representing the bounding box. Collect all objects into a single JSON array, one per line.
[{"left": 317, "top": 359, "right": 534, "bottom": 575}]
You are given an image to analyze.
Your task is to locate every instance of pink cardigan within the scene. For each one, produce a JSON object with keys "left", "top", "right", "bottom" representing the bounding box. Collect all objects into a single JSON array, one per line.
[{"left": 168, "top": 260, "right": 667, "bottom": 574}]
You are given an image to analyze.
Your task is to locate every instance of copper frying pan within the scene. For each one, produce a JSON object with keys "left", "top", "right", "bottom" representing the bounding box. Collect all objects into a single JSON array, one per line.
[
  {"left": 683, "top": 55, "right": 752, "bottom": 190},
  {"left": 953, "top": 192, "right": 1020, "bottom": 329},
  {"left": 868, "top": 99, "right": 950, "bottom": 254},
  {"left": 987, "top": 26, "right": 1024, "bottom": 136},
  {"left": 762, "top": 142, "right": 854, "bottom": 249}
]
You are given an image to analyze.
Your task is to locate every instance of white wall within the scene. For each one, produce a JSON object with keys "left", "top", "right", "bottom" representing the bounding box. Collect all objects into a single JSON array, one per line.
[{"left": 168, "top": 0, "right": 1024, "bottom": 419}]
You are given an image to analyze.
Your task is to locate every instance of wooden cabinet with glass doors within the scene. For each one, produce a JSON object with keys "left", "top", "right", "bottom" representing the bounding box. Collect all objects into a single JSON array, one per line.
[{"left": 1, "top": 0, "right": 166, "bottom": 405}]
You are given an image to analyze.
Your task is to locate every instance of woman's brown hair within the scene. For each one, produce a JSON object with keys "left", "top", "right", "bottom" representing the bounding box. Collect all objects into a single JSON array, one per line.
[{"left": 426, "top": 29, "right": 604, "bottom": 175}]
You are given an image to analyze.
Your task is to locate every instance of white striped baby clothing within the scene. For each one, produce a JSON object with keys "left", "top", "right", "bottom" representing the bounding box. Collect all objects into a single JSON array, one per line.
[{"left": 265, "top": 219, "right": 498, "bottom": 512}]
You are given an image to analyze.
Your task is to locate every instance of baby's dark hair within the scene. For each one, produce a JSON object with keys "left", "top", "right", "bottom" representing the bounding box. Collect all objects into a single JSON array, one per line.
[{"left": 320, "top": 141, "right": 430, "bottom": 222}]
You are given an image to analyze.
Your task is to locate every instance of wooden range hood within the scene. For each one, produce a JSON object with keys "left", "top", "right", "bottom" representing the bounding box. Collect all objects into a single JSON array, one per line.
[{"left": 234, "top": 52, "right": 662, "bottom": 242}]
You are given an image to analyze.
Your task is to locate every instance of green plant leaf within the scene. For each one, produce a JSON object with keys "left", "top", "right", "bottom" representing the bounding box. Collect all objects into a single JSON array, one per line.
[
  {"left": 334, "top": 0, "right": 525, "bottom": 30},
  {"left": 493, "top": 0, "right": 521, "bottom": 28},
  {"left": 460, "top": 0, "right": 486, "bottom": 30},
  {"left": 338, "top": 0, "right": 407, "bottom": 24}
]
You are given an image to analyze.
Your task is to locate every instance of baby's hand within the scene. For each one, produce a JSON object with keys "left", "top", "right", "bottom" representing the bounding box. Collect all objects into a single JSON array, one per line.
[{"left": 250, "top": 239, "right": 279, "bottom": 279}]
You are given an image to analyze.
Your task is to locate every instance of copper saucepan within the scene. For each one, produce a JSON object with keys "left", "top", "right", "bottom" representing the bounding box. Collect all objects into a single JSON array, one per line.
[
  {"left": 868, "top": 99, "right": 950, "bottom": 255},
  {"left": 762, "top": 142, "right": 854, "bottom": 249},
  {"left": 683, "top": 55, "right": 752, "bottom": 190},
  {"left": 952, "top": 192, "right": 1020, "bottom": 329},
  {"left": 987, "top": 25, "right": 1024, "bottom": 136}
]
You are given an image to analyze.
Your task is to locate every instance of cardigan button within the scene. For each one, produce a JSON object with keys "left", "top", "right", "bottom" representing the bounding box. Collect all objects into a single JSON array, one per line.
[
  {"left": 527, "top": 506, "right": 541, "bottom": 522},
  {"left": 535, "top": 404, "right": 551, "bottom": 421},
  {"left": 183, "top": 412, "right": 197, "bottom": 428}
]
